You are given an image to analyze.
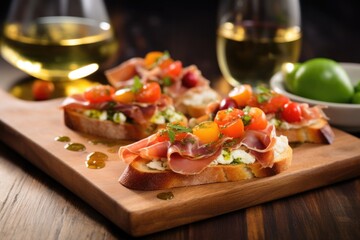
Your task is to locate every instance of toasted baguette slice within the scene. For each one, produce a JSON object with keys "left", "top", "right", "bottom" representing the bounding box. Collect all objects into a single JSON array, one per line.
[
  {"left": 64, "top": 108, "right": 156, "bottom": 140},
  {"left": 276, "top": 119, "right": 334, "bottom": 144},
  {"left": 119, "top": 145, "right": 292, "bottom": 190}
]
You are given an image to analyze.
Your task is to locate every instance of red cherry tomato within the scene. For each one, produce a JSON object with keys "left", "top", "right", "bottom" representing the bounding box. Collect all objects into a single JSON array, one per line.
[
  {"left": 135, "top": 82, "right": 161, "bottom": 103},
  {"left": 84, "top": 85, "right": 115, "bottom": 103},
  {"left": 245, "top": 107, "right": 268, "bottom": 130},
  {"left": 281, "top": 102, "right": 302, "bottom": 123},
  {"left": 259, "top": 94, "right": 290, "bottom": 114},
  {"left": 214, "top": 108, "right": 245, "bottom": 138},
  {"left": 32, "top": 80, "right": 54, "bottom": 101},
  {"left": 182, "top": 72, "right": 199, "bottom": 88},
  {"left": 162, "top": 60, "right": 182, "bottom": 79},
  {"left": 218, "top": 97, "right": 238, "bottom": 111}
]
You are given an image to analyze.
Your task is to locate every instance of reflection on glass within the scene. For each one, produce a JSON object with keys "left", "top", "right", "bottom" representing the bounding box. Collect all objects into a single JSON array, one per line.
[
  {"left": 216, "top": 0, "right": 301, "bottom": 86},
  {"left": 1, "top": 0, "right": 118, "bottom": 82}
]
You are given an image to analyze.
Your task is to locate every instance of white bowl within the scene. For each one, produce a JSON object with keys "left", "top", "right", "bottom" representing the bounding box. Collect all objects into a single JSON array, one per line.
[{"left": 270, "top": 62, "right": 360, "bottom": 132}]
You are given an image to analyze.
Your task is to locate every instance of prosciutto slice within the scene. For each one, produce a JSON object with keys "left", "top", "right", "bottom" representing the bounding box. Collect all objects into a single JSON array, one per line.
[{"left": 119, "top": 124, "right": 278, "bottom": 175}]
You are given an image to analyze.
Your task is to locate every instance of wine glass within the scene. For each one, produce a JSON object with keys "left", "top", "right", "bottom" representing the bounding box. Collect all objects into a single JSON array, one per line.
[
  {"left": 216, "top": 0, "right": 301, "bottom": 87},
  {"left": 1, "top": 0, "right": 118, "bottom": 99}
]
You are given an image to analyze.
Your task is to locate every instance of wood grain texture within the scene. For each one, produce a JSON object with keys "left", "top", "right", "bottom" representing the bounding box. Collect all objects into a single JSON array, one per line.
[{"left": 1, "top": 89, "right": 360, "bottom": 237}]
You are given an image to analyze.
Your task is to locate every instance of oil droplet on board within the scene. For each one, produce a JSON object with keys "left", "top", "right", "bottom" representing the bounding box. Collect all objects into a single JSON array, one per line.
[
  {"left": 54, "top": 136, "right": 71, "bottom": 142},
  {"left": 64, "top": 142, "right": 86, "bottom": 152},
  {"left": 86, "top": 151, "right": 108, "bottom": 169},
  {"left": 156, "top": 192, "right": 174, "bottom": 200}
]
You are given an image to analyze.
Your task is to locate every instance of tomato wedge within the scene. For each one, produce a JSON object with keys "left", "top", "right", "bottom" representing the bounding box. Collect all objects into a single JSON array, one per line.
[
  {"left": 214, "top": 108, "right": 244, "bottom": 138},
  {"left": 144, "top": 51, "right": 164, "bottom": 69},
  {"left": 192, "top": 121, "right": 220, "bottom": 144},
  {"left": 135, "top": 82, "right": 161, "bottom": 103},
  {"left": 259, "top": 94, "right": 290, "bottom": 114},
  {"left": 244, "top": 107, "right": 268, "bottom": 130},
  {"left": 228, "top": 84, "right": 253, "bottom": 107},
  {"left": 162, "top": 60, "right": 182, "bottom": 79},
  {"left": 84, "top": 85, "right": 115, "bottom": 103},
  {"left": 112, "top": 88, "right": 135, "bottom": 103}
]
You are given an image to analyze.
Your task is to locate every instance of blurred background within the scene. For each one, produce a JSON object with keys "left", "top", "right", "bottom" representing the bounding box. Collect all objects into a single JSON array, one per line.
[{"left": 1, "top": 0, "right": 359, "bottom": 82}]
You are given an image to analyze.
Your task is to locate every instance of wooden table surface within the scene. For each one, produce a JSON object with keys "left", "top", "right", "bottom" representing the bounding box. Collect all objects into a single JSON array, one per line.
[{"left": 1, "top": 141, "right": 360, "bottom": 240}]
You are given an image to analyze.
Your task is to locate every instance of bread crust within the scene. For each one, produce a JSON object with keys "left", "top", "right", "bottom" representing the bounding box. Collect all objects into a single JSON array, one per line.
[
  {"left": 276, "top": 119, "right": 334, "bottom": 144},
  {"left": 119, "top": 145, "right": 292, "bottom": 190},
  {"left": 64, "top": 108, "right": 155, "bottom": 140}
]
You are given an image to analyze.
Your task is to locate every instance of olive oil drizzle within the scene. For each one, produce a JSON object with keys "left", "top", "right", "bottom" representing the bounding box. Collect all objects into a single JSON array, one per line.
[
  {"left": 157, "top": 192, "right": 174, "bottom": 200},
  {"left": 86, "top": 151, "right": 108, "bottom": 169},
  {"left": 64, "top": 142, "right": 86, "bottom": 152},
  {"left": 54, "top": 135, "right": 71, "bottom": 142}
]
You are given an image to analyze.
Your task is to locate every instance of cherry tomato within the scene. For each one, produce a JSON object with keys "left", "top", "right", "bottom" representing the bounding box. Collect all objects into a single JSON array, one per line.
[
  {"left": 158, "top": 58, "right": 174, "bottom": 70},
  {"left": 162, "top": 61, "right": 182, "bottom": 79},
  {"left": 112, "top": 88, "right": 135, "bottom": 103},
  {"left": 155, "top": 122, "right": 189, "bottom": 142},
  {"left": 245, "top": 107, "right": 267, "bottom": 130},
  {"left": 135, "top": 82, "right": 161, "bottom": 103},
  {"left": 84, "top": 85, "right": 115, "bottom": 103},
  {"left": 228, "top": 84, "right": 253, "bottom": 107},
  {"left": 259, "top": 94, "right": 290, "bottom": 114},
  {"left": 192, "top": 121, "right": 220, "bottom": 144},
  {"left": 32, "top": 80, "right": 54, "bottom": 101},
  {"left": 144, "top": 51, "right": 164, "bottom": 69},
  {"left": 182, "top": 72, "right": 199, "bottom": 88},
  {"left": 214, "top": 108, "right": 244, "bottom": 138},
  {"left": 155, "top": 129, "right": 187, "bottom": 142},
  {"left": 281, "top": 102, "right": 302, "bottom": 123},
  {"left": 218, "top": 97, "right": 238, "bottom": 111},
  {"left": 214, "top": 108, "right": 244, "bottom": 126}
]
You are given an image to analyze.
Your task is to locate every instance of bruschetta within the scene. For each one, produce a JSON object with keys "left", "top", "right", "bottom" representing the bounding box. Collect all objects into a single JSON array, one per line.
[
  {"left": 62, "top": 83, "right": 187, "bottom": 140},
  {"left": 105, "top": 51, "right": 221, "bottom": 118},
  {"left": 192, "top": 84, "right": 335, "bottom": 144},
  {"left": 119, "top": 107, "right": 292, "bottom": 190}
]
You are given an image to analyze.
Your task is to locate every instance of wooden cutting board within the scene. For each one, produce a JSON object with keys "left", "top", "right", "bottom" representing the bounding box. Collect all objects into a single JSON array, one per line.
[{"left": 1, "top": 89, "right": 360, "bottom": 237}]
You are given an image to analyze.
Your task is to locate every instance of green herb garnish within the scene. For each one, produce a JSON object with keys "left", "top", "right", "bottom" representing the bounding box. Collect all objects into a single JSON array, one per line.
[
  {"left": 131, "top": 76, "right": 143, "bottom": 93},
  {"left": 166, "top": 123, "right": 192, "bottom": 143}
]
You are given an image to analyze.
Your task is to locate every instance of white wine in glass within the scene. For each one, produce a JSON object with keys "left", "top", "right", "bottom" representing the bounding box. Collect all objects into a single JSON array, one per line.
[
  {"left": 217, "top": 0, "right": 301, "bottom": 86},
  {"left": 1, "top": 0, "right": 118, "bottom": 82}
]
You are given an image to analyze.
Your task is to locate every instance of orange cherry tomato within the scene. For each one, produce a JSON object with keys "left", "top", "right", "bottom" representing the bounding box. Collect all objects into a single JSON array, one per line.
[
  {"left": 158, "top": 58, "right": 174, "bottom": 69},
  {"left": 32, "top": 79, "right": 54, "bottom": 101},
  {"left": 220, "top": 118, "right": 244, "bottom": 138},
  {"left": 135, "top": 82, "right": 161, "bottom": 103},
  {"left": 192, "top": 121, "right": 220, "bottom": 144},
  {"left": 259, "top": 94, "right": 290, "bottom": 114},
  {"left": 228, "top": 84, "right": 253, "bottom": 107},
  {"left": 245, "top": 107, "right": 268, "bottom": 130},
  {"left": 144, "top": 51, "right": 164, "bottom": 69},
  {"left": 214, "top": 108, "right": 244, "bottom": 138},
  {"left": 112, "top": 88, "right": 135, "bottom": 103},
  {"left": 84, "top": 85, "right": 115, "bottom": 103}
]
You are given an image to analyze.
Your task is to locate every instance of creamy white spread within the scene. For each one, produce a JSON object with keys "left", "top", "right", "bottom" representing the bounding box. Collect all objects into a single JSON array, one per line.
[
  {"left": 146, "top": 159, "right": 168, "bottom": 171},
  {"left": 182, "top": 89, "right": 219, "bottom": 106},
  {"left": 150, "top": 106, "right": 185, "bottom": 124}
]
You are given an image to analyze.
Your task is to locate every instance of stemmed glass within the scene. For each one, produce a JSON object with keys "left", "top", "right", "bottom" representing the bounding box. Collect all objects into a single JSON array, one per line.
[
  {"left": 216, "top": 0, "right": 301, "bottom": 87},
  {"left": 1, "top": 0, "right": 118, "bottom": 99}
]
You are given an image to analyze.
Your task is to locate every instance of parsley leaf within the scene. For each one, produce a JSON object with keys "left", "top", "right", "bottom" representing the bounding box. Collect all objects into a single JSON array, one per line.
[
  {"left": 166, "top": 123, "right": 192, "bottom": 143},
  {"left": 131, "top": 76, "right": 143, "bottom": 93}
]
